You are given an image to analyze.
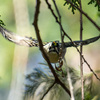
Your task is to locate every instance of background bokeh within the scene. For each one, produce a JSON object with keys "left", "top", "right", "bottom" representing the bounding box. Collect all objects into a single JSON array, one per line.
[{"left": 0, "top": 0, "right": 100, "bottom": 100}]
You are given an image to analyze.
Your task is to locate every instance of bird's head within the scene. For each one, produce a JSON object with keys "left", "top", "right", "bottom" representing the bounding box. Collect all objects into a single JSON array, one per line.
[{"left": 49, "top": 41, "right": 60, "bottom": 54}]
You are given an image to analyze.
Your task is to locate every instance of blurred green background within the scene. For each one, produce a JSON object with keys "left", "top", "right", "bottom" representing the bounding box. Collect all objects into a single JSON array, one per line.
[{"left": 0, "top": 0, "right": 100, "bottom": 100}]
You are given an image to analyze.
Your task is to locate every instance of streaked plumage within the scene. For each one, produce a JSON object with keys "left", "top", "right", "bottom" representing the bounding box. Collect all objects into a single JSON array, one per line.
[{"left": 0, "top": 26, "right": 100, "bottom": 63}]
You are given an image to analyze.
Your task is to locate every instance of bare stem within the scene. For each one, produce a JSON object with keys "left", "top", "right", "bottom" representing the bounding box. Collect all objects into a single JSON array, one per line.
[
  {"left": 79, "top": 0, "right": 84, "bottom": 100},
  {"left": 52, "top": 0, "right": 63, "bottom": 42}
]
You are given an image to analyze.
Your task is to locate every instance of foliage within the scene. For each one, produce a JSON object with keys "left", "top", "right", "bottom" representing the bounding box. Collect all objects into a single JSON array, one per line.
[
  {"left": 64, "top": 0, "right": 80, "bottom": 14},
  {"left": 24, "top": 64, "right": 99, "bottom": 100},
  {"left": 88, "top": 0, "right": 100, "bottom": 11},
  {"left": 24, "top": 66, "right": 54, "bottom": 99},
  {"left": 64, "top": 0, "right": 100, "bottom": 14}
]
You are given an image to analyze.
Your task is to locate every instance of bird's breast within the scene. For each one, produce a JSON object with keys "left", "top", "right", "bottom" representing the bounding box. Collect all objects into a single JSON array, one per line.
[{"left": 47, "top": 52, "right": 59, "bottom": 63}]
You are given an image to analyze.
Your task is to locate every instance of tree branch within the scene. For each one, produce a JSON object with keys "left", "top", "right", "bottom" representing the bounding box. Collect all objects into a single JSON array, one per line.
[
  {"left": 33, "top": 0, "right": 71, "bottom": 98},
  {"left": 52, "top": 0, "right": 63, "bottom": 42},
  {"left": 33, "top": 0, "right": 57, "bottom": 80},
  {"left": 41, "top": 81, "right": 56, "bottom": 100},
  {"left": 52, "top": 0, "right": 65, "bottom": 64},
  {"left": 52, "top": 1, "right": 75, "bottom": 99},
  {"left": 45, "top": 0, "right": 72, "bottom": 41}
]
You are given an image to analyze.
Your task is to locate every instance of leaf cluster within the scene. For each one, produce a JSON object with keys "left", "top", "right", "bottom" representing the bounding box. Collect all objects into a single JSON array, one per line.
[
  {"left": 64, "top": 0, "right": 100, "bottom": 14},
  {"left": 64, "top": 0, "right": 80, "bottom": 14},
  {"left": 88, "top": 0, "right": 100, "bottom": 11}
]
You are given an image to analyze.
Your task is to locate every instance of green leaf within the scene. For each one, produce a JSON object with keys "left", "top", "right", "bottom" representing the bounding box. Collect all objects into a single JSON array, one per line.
[
  {"left": 64, "top": 0, "right": 80, "bottom": 14},
  {"left": 88, "top": 0, "right": 100, "bottom": 11}
]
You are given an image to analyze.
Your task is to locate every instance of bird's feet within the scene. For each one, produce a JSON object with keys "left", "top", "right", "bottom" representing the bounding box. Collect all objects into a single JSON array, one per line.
[{"left": 55, "top": 60, "right": 64, "bottom": 77}]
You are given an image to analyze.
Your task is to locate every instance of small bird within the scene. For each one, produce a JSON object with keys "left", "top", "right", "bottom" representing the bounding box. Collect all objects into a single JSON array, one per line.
[{"left": 0, "top": 26, "right": 100, "bottom": 64}]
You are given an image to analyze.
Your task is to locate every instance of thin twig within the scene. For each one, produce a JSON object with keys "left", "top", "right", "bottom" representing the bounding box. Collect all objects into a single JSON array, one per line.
[
  {"left": 45, "top": 0, "right": 100, "bottom": 81},
  {"left": 65, "top": 0, "right": 100, "bottom": 31},
  {"left": 33, "top": 0, "right": 71, "bottom": 98},
  {"left": 41, "top": 81, "right": 56, "bottom": 100},
  {"left": 79, "top": 0, "right": 84, "bottom": 99},
  {"left": 52, "top": 0, "right": 65, "bottom": 63},
  {"left": 45, "top": 0, "right": 72, "bottom": 41},
  {"left": 82, "top": 55, "right": 100, "bottom": 81},
  {"left": 52, "top": 0, "right": 63, "bottom": 42},
  {"left": 52, "top": 1, "right": 75, "bottom": 99}
]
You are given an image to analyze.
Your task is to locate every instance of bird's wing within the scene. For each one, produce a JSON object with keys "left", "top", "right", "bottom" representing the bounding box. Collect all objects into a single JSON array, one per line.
[
  {"left": 64, "top": 35, "right": 100, "bottom": 48},
  {"left": 0, "top": 26, "right": 39, "bottom": 47}
]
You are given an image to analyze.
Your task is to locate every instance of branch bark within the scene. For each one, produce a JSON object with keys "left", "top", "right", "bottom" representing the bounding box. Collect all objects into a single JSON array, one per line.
[{"left": 33, "top": 0, "right": 71, "bottom": 98}]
